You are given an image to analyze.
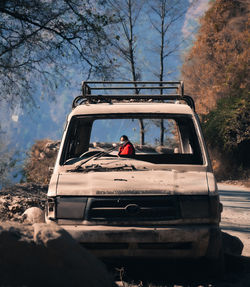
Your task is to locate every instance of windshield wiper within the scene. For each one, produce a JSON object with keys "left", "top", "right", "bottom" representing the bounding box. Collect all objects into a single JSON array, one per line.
[
  {"left": 71, "top": 146, "right": 117, "bottom": 171},
  {"left": 68, "top": 163, "right": 136, "bottom": 173}
]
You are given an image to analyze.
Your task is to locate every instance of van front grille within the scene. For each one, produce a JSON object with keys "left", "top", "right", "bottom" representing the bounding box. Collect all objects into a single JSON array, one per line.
[{"left": 87, "top": 196, "right": 180, "bottom": 222}]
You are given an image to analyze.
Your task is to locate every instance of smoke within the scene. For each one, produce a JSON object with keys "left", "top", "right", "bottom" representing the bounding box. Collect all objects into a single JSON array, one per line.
[{"left": 182, "top": 0, "right": 210, "bottom": 42}]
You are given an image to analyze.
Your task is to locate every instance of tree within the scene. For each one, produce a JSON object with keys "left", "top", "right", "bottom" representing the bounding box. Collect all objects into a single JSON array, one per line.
[
  {"left": 148, "top": 0, "right": 189, "bottom": 144},
  {"left": 203, "top": 92, "right": 249, "bottom": 154},
  {"left": 0, "top": 0, "right": 113, "bottom": 107},
  {"left": 106, "top": 0, "right": 146, "bottom": 145},
  {"left": 105, "top": 0, "right": 144, "bottom": 81},
  {"left": 202, "top": 91, "right": 250, "bottom": 178},
  {"left": 105, "top": 0, "right": 193, "bottom": 145},
  {"left": 0, "top": 125, "right": 17, "bottom": 187},
  {"left": 182, "top": 0, "right": 250, "bottom": 178},
  {"left": 182, "top": 0, "right": 250, "bottom": 114}
]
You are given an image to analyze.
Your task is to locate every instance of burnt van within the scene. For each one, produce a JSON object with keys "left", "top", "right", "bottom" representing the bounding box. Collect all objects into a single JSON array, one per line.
[{"left": 46, "top": 81, "right": 223, "bottom": 273}]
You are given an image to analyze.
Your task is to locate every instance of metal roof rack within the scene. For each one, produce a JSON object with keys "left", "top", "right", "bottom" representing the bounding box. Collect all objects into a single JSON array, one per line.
[{"left": 72, "top": 81, "right": 195, "bottom": 111}]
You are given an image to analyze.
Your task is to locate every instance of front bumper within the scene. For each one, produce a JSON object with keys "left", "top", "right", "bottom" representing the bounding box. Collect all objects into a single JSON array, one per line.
[{"left": 61, "top": 224, "right": 221, "bottom": 259}]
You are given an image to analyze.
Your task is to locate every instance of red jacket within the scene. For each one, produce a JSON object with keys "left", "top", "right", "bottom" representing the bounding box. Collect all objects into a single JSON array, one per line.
[{"left": 118, "top": 142, "right": 135, "bottom": 156}]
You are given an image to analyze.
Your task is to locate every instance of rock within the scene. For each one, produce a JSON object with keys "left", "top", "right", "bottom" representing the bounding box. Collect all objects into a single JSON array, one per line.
[
  {"left": 22, "top": 207, "right": 45, "bottom": 223},
  {"left": 0, "top": 222, "right": 113, "bottom": 287},
  {"left": 8, "top": 203, "right": 22, "bottom": 212},
  {"left": 34, "top": 223, "right": 113, "bottom": 287},
  {"left": 0, "top": 183, "right": 47, "bottom": 222}
]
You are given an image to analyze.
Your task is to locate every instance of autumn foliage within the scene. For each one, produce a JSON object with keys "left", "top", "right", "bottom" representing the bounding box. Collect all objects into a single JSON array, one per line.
[
  {"left": 182, "top": 0, "right": 250, "bottom": 179},
  {"left": 182, "top": 0, "right": 249, "bottom": 114}
]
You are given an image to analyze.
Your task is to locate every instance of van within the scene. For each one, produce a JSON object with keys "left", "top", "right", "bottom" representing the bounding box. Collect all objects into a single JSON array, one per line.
[{"left": 46, "top": 81, "right": 223, "bottom": 273}]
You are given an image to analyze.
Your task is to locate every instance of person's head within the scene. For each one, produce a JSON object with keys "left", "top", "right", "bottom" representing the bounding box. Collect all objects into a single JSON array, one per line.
[{"left": 120, "top": 135, "right": 128, "bottom": 145}]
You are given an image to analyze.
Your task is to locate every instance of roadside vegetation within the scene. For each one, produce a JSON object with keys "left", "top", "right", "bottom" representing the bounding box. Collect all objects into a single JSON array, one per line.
[{"left": 182, "top": 0, "right": 250, "bottom": 180}]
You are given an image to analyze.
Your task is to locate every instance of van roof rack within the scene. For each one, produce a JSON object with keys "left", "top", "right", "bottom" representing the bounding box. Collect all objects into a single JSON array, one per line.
[{"left": 72, "top": 81, "right": 195, "bottom": 111}]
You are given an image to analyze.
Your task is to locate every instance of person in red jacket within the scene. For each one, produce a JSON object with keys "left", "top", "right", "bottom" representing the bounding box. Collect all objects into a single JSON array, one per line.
[{"left": 118, "top": 135, "right": 135, "bottom": 157}]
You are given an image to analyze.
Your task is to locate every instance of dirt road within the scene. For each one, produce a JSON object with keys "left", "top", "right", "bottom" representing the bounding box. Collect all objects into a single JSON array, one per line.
[{"left": 219, "top": 183, "right": 250, "bottom": 256}]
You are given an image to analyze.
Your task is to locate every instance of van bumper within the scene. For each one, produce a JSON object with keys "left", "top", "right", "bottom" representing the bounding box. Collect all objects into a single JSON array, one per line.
[{"left": 61, "top": 224, "right": 221, "bottom": 259}]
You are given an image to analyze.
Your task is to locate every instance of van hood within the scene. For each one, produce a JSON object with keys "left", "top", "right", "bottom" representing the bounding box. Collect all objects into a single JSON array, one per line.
[{"left": 56, "top": 170, "right": 209, "bottom": 196}]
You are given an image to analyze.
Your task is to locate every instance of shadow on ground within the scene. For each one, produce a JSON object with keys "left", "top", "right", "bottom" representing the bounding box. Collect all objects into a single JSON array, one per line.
[
  {"left": 106, "top": 232, "right": 249, "bottom": 287},
  {"left": 108, "top": 254, "right": 250, "bottom": 287}
]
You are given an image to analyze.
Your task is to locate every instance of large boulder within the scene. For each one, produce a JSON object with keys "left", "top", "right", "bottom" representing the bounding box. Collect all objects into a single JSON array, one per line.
[{"left": 0, "top": 222, "right": 113, "bottom": 287}]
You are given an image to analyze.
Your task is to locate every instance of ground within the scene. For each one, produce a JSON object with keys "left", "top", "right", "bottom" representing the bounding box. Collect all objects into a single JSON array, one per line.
[
  {"left": 219, "top": 182, "right": 250, "bottom": 257},
  {"left": 0, "top": 181, "right": 250, "bottom": 286}
]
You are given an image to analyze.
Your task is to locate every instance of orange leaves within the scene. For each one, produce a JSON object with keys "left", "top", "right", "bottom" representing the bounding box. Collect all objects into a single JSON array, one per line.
[{"left": 182, "top": 0, "right": 249, "bottom": 115}]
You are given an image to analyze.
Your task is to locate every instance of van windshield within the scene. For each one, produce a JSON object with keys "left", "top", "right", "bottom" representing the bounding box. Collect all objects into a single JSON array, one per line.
[{"left": 61, "top": 114, "right": 203, "bottom": 165}]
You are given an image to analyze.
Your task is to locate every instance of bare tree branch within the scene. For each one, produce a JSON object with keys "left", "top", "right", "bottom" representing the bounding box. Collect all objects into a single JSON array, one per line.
[{"left": 0, "top": 0, "right": 114, "bottom": 107}]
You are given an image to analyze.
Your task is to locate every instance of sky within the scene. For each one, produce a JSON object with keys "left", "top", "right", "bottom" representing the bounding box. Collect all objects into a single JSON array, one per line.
[
  {"left": 0, "top": 0, "right": 211, "bottom": 185},
  {"left": 182, "top": 0, "right": 210, "bottom": 41}
]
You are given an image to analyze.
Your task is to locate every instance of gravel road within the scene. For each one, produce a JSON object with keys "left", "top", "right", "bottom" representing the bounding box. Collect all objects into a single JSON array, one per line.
[{"left": 219, "top": 183, "right": 250, "bottom": 257}]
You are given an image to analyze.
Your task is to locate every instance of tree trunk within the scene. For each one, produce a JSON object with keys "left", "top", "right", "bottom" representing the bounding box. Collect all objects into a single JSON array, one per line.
[
  {"left": 139, "top": 119, "right": 145, "bottom": 147},
  {"left": 128, "top": 0, "right": 144, "bottom": 145},
  {"left": 159, "top": 0, "right": 165, "bottom": 146}
]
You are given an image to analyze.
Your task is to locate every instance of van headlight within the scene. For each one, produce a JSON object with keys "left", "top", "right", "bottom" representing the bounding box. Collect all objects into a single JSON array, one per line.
[
  {"left": 56, "top": 197, "right": 87, "bottom": 219},
  {"left": 179, "top": 195, "right": 220, "bottom": 220},
  {"left": 180, "top": 195, "right": 210, "bottom": 218}
]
